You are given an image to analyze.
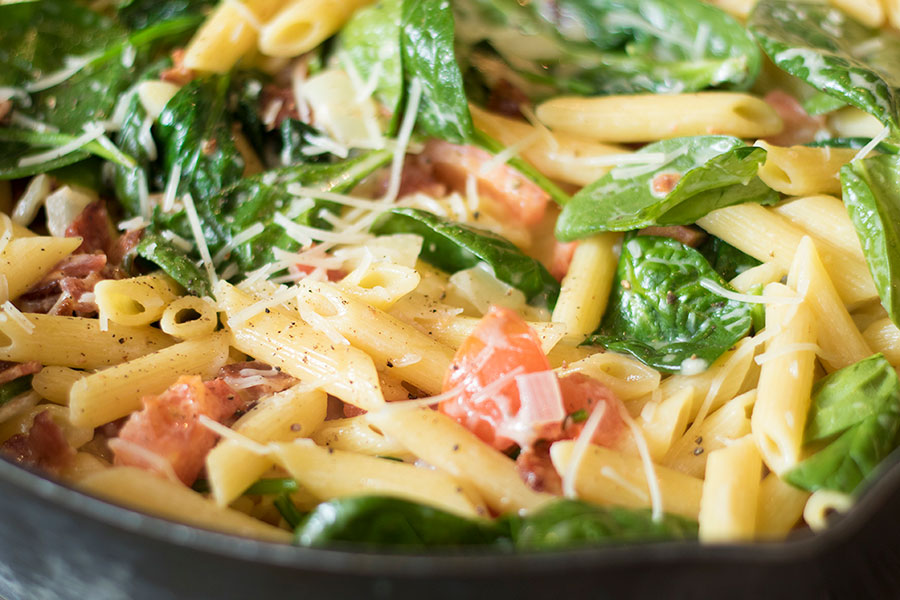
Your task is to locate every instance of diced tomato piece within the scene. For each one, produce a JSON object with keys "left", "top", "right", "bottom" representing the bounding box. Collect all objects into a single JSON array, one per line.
[
  {"left": 440, "top": 306, "right": 551, "bottom": 451},
  {"left": 422, "top": 140, "right": 549, "bottom": 226},
  {"left": 112, "top": 376, "right": 239, "bottom": 485},
  {"left": 550, "top": 240, "right": 578, "bottom": 281},
  {"left": 557, "top": 372, "right": 624, "bottom": 447}
]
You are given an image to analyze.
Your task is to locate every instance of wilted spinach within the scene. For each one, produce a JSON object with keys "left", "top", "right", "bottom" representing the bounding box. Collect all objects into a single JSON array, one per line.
[
  {"left": 556, "top": 136, "right": 776, "bottom": 241},
  {"left": 117, "top": 0, "right": 214, "bottom": 30},
  {"left": 587, "top": 236, "right": 753, "bottom": 374},
  {"left": 785, "top": 354, "right": 900, "bottom": 494},
  {"left": 698, "top": 236, "right": 761, "bottom": 282},
  {"left": 0, "top": 128, "right": 134, "bottom": 180},
  {"left": 0, "top": 376, "right": 33, "bottom": 408},
  {"left": 750, "top": 0, "right": 900, "bottom": 134},
  {"left": 455, "top": 0, "right": 760, "bottom": 98},
  {"left": 371, "top": 207, "right": 560, "bottom": 308}
]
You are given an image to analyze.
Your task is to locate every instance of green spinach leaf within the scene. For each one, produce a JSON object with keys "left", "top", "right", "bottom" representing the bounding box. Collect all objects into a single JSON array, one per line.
[
  {"left": 586, "top": 235, "right": 753, "bottom": 374},
  {"left": 118, "top": 0, "right": 214, "bottom": 30},
  {"left": 371, "top": 207, "right": 560, "bottom": 307},
  {"left": 0, "top": 127, "right": 135, "bottom": 180},
  {"left": 806, "top": 137, "right": 900, "bottom": 154},
  {"left": 0, "top": 376, "right": 33, "bottom": 407},
  {"left": 510, "top": 500, "right": 698, "bottom": 550},
  {"left": 556, "top": 136, "right": 777, "bottom": 241},
  {"left": 274, "top": 493, "right": 306, "bottom": 530},
  {"left": 785, "top": 354, "right": 900, "bottom": 494},
  {"left": 750, "top": 0, "right": 900, "bottom": 134},
  {"left": 841, "top": 154, "right": 900, "bottom": 326},
  {"left": 136, "top": 231, "right": 212, "bottom": 297},
  {"left": 294, "top": 496, "right": 507, "bottom": 548},
  {"left": 698, "top": 235, "right": 761, "bottom": 282},
  {"left": 455, "top": 0, "right": 760, "bottom": 98}
]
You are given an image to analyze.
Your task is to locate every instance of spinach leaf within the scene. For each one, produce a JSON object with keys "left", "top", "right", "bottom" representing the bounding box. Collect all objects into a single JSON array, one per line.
[
  {"left": 294, "top": 496, "right": 507, "bottom": 548},
  {"left": 804, "top": 354, "right": 900, "bottom": 443},
  {"left": 371, "top": 207, "right": 560, "bottom": 307},
  {"left": 401, "top": 0, "right": 474, "bottom": 143},
  {"left": 802, "top": 90, "right": 848, "bottom": 116},
  {"left": 806, "top": 137, "right": 900, "bottom": 154},
  {"left": 586, "top": 235, "right": 753, "bottom": 374},
  {"left": 555, "top": 136, "right": 777, "bottom": 241},
  {"left": 0, "top": 128, "right": 135, "bottom": 180},
  {"left": 0, "top": 376, "right": 33, "bottom": 407},
  {"left": 750, "top": 0, "right": 900, "bottom": 134},
  {"left": 510, "top": 500, "right": 698, "bottom": 550},
  {"left": 117, "top": 0, "right": 214, "bottom": 30},
  {"left": 785, "top": 354, "right": 900, "bottom": 494},
  {"left": 136, "top": 232, "right": 212, "bottom": 297},
  {"left": 455, "top": 0, "right": 760, "bottom": 98},
  {"left": 274, "top": 493, "right": 306, "bottom": 530},
  {"left": 698, "top": 236, "right": 761, "bottom": 282},
  {"left": 0, "top": 0, "right": 122, "bottom": 89},
  {"left": 338, "top": 0, "right": 404, "bottom": 125},
  {"left": 840, "top": 154, "right": 900, "bottom": 326}
]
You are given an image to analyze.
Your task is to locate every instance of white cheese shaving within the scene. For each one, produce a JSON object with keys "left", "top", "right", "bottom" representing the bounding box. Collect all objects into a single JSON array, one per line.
[
  {"left": 852, "top": 125, "right": 891, "bottom": 163},
  {"left": 162, "top": 162, "right": 183, "bottom": 213},
  {"left": 25, "top": 52, "right": 101, "bottom": 92},
  {"left": 273, "top": 212, "right": 369, "bottom": 246},
  {"left": 1, "top": 301, "right": 34, "bottom": 334},
  {"left": 198, "top": 415, "right": 272, "bottom": 456},
  {"left": 562, "top": 400, "right": 608, "bottom": 499},
  {"left": 389, "top": 354, "right": 421, "bottom": 367},
  {"left": 160, "top": 230, "right": 194, "bottom": 253},
  {"left": 107, "top": 438, "right": 181, "bottom": 483},
  {"left": 478, "top": 130, "right": 541, "bottom": 175},
  {"left": 383, "top": 77, "right": 422, "bottom": 203},
  {"left": 0, "top": 87, "right": 31, "bottom": 107},
  {"left": 117, "top": 215, "right": 148, "bottom": 231},
  {"left": 213, "top": 222, "right": 265, "bottom": 265},
  {"left": 228, "top": 284, "right": 298, "bottom": 327},
  {"left": 298, "top": 305, "right": 350, "bottom": 346},
  {"left": 182, "top": 193, "right": 219, "bottom": 291},
  {"left": 755, "top": 342, "right": 823, "bottom": 366},
  {"left": 698, "top": 278, "right": 802, "bottom": 305},
  {"left": 618, "top": 403, "right": 664, "bottom": 522},
  {"left": 17, "top": 122, "right": 105, "bottom": 168},
  {"left": 9, "top": 112, "right": 57, "bottom": 133}
]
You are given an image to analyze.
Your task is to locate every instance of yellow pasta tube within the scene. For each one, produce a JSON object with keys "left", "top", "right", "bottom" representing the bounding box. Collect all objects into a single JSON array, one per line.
[
  {"left": 787, "top": 236, "right": 872, "bottom": 372},
  {"left": 616, "top": 387, "right": 693, "bottom": 462},
  {"left": 295, "top": 280, "right": 455, "bottom": 396},
  {"left": 159, "top": 295, "right": 219, "bottom": 339},
  {"left": 1, "top": 236, "right": 81, "bottom": 301},
  {"left": 207, "top": 385, "right": 327, "bottom": 507},
  {"left": 863, "top": 318, "right": 900, "bottom": 366},
  {"left": 663, "top": 390, "right": 756, "bottom": 478},
  {"left": 183, "top": 0, "right": 289, "bottom": 72},
  {"left": 0, "top": 404, "right": 93, "bottom": 449},
  {"left": 0, "top": 314, "right": 172, "bottom": 368},
  {"left": 698, "top": 435, "right": 762, "bottom": 542},
  {"left": 751, "top": 283, "right": 817, "bottom": 475},
  {"left": 550, "top": 441, "right": 703, "bottom": 520},
  {"left": 536, "top": 93, "right": 782, "bottom": 143},
  {"left": 697, "top": 204, "right": 877, "bottom": 307},
  {"left": 217, "top": 282, "right": 383, "bottom": 411},
  {"left": 469, "top": 104, "right": 629, "bottom": 186},
  {"left": 258, "top": 0, "right": 375, "bottom": 57},
  {"left": 311, "top": 416, "right": 413, "bottom": 457},
  {"left": 366, "top": 407, "right": 550, "bottom": 514},
  {"left": 551, "top": 233, "right": 621, "bottom": 338},
  {"left": 754, "top": 143, "right": 856, "bottom": 196},
  {"left": 270, "top": 440, "right": 485, "bottom": 518},
  {"left": 95, "top": 273, "right": 181, "bottom": 327},
  {"left": 755, "top": 473, "right": 809, "bottom": 540},
  {"left": 78, "top": 467, "right": 292, "bottom": 543},
  {"left": 772, "top": 195, "right": 865, "bottom": 264},
  {"left": 729, "top": 262, "right": 787, "bottom": 294},
  {"left": 69, "top": 333, "right": 230, "bottom": 428},
  {"left": 31, "top": 366, "right": 84, "bottom": 406},
  {"left": 556, "top": 351, "right": 661, "bottom": 402}
]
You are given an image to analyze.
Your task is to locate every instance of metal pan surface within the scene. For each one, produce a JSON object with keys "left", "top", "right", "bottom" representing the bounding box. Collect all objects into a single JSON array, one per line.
[{"left": 1, "top": 453, "right": 900, "bottom": 600}]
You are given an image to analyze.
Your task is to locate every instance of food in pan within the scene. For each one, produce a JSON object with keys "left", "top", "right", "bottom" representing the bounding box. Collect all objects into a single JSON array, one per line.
[{"left": 0, "top": 0, "right": 899, "bottom": 549}]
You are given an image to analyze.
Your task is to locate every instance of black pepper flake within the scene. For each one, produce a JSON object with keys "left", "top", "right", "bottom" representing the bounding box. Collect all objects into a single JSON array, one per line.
[
  {"left": 328, "top": 448, "right": 334, "bottom": 454},
  {"left": 265, "top": 308, "right": 271, "bottom": 313},
  {"left": 452, "top": 444, "right": 459, "bottom": 451},
  {"left": 386, "top": 360, "right": 394, "bottom": 368},
  {"left": 693, "top": 447, "right": 704, "bottom": 456},
  {"left": 695, "top": 436, "right": 703, "bottom": 444},
  {"left": 118, "top": 338, "right": 125, "bottom": 344},
  {"left": 290, "top": 423, "right": 302, "bottom": 432}
]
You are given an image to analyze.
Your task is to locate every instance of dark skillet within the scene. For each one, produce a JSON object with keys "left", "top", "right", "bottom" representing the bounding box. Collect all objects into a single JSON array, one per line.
[{"left": 1, "top": 452, "right": 899, "bottom": 600}]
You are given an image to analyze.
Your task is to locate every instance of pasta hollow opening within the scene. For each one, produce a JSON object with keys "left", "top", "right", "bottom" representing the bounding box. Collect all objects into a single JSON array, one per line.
[{"left": 173, "top": 308, "right": 202, "bottom": 324}]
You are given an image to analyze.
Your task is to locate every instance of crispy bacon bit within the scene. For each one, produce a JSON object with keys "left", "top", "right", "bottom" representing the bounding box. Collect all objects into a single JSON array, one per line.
[
  {"left": 516, "top": 441, "right": 562, "bottom": 494},
  {"left": 16, "top": 253, "right": 110, "bottom": 316},
  {"left": 637, "top": 225, "right": 707, "bottom": 248},
  {"left": 160, "top": 49, "right": 196, "bottom": 87},
  {"left": 487, "top": 79, "right": 530, "bottom": 118},
  {"left": 1, "top": 411, "right": 75, "bottom": 475},
  {"left": 0, "top": 99, "right": 12, "bottom": 123},
  {"left": 261, "top": 84, "right": 301, "bottom": 129},
  {"left": 551, "top": 240, "right": 578, "bottom": 281},
  {"left": 763, "top": 90, "right": 826, "bottom": 146},
  {"left": 0, "top": 361, "right": 42, "bottom": 386},
  {"left": 112, "top": 376, "right": 242, "bottom": 485},
  {"left": 65, "top": 201, "right": 113, "bottom": 254},
  {"left": 217, "top": 361, "right": 297, "bottom": 409},
  {"left": 392, "top": 156, "right": 448, "bottom": 200},
  {"left": 107, "top": 228, "right": 144, "bottom": 267},
  {"left": 650, "top": 172, "right": 682, "bottom": 196},
  {"left": 421, "top": 140, "right": 550, "bottom": 226}
]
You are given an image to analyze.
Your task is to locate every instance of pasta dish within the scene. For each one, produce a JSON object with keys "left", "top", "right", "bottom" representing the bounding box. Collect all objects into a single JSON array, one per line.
[{"left": 1, "top": 0, "right": 899, "bottom": 550}]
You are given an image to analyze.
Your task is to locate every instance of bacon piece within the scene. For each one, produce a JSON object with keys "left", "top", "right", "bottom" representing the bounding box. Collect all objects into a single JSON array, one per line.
[
  {"left": 557, "top": 373, "right": 624, "bottom": 447},
  {"left": 108, "top": 228, "right": 144, "bottom": 267},
  {"left": 763, "top": 90, "right": 826, "bottom": 146},
  {"left": 160, "top": 49, "right": 196, "bottom": 87},
  {"left": 0, "top": 99, "right": 12, "bottom": 123},
  {"left": 0, "top": 361, "right": 41, "bottom": 386},
  {"left": 261, "top": 84, "right": 301, "bottom": 129},
  {"left": 421, "top": 140, "right": 550, "bottom": 226},
  {"left": 1, "top": 411, "right": 75, "bottom": 474},
  {"left": 112, "top": 376, "right": 242, "bottom": 485},
  {"left": 376, "top": 155, "right": 448, "bottom": 200},
  {"left": 65, "top": 201, "right": 113, "bottom": 255},
  {"left": 550, "top": 240, "right": 578, "bottom": 281},
  {"left": 637, "top": 225, "right": 707, "bottom": 248},
  {"left": 217, "top": 361, "right": 297, "bottom": 410},
  {"left": 487, "top": 79, "right": 530, "bottom": 118},
  {"left": 16, "top": 253, "right": 109, "bottom": 316},
  {"left": 516, "top": 441, "right": 562, "bottom": 494}
]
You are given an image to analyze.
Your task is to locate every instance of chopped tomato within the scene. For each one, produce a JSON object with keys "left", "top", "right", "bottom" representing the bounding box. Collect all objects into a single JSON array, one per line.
[
  {"left": 440, "top": 306, "right": 551, "bottom": 451},
  {"left": 763, "top": 90, "right": 825, "bottom": 146},
  {"left": 112, "top": 376, "right": 239, "bottom": 485},
  {"left": 550, "top": 240, "right": 578, "bottom": 281},
  {"left": 422, "top": 140, "right": 549, "bottom": 226},
  {"left": 440, "top": 306, "right": 624, "bottom": 454}
]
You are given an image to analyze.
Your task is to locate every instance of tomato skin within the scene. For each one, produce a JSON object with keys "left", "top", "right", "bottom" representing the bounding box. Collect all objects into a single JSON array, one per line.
[
  {"left": 557, "top": 373, "right": 624, "bottom": 446},
  {"left": 440, "top": 306, "right": 550, "bottom": 451}
]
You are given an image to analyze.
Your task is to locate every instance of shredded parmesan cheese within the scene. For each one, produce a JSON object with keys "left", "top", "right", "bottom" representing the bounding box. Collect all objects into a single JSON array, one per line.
[
  {"left": 17, "top": 122, "right": 105, "bottom": 168},
  {"left": 198, "top": 415, "right": 272, "bottom": 456},
  {"left": 562, "top": 401, "right": 607, "bottom": 499},
  {"left": 182, "top": 193, "right": 219, "bottom": 290},
  {"left": 383, "top": 77, "right": 422, "bottom": 203},
  {"left": 107, "top": 438, "right": 181, "bottom": 484},
  {"left": 213, "top": 222, "right": 265, "bottom": 265},
  {"left": 852, "top": 125, "right": 891, "bottom": 163},
  {"left": 25, "top": 52, "right": 101, "bottom": 92},
  {"left": 618, "top": 402, "right": 664, "bottom": 522},
  {"left": 1, "top": 301, "right": 34, "bottom": 334},
  {"left": 699, "top": 278, "right": 801, "bottom": 305}
]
